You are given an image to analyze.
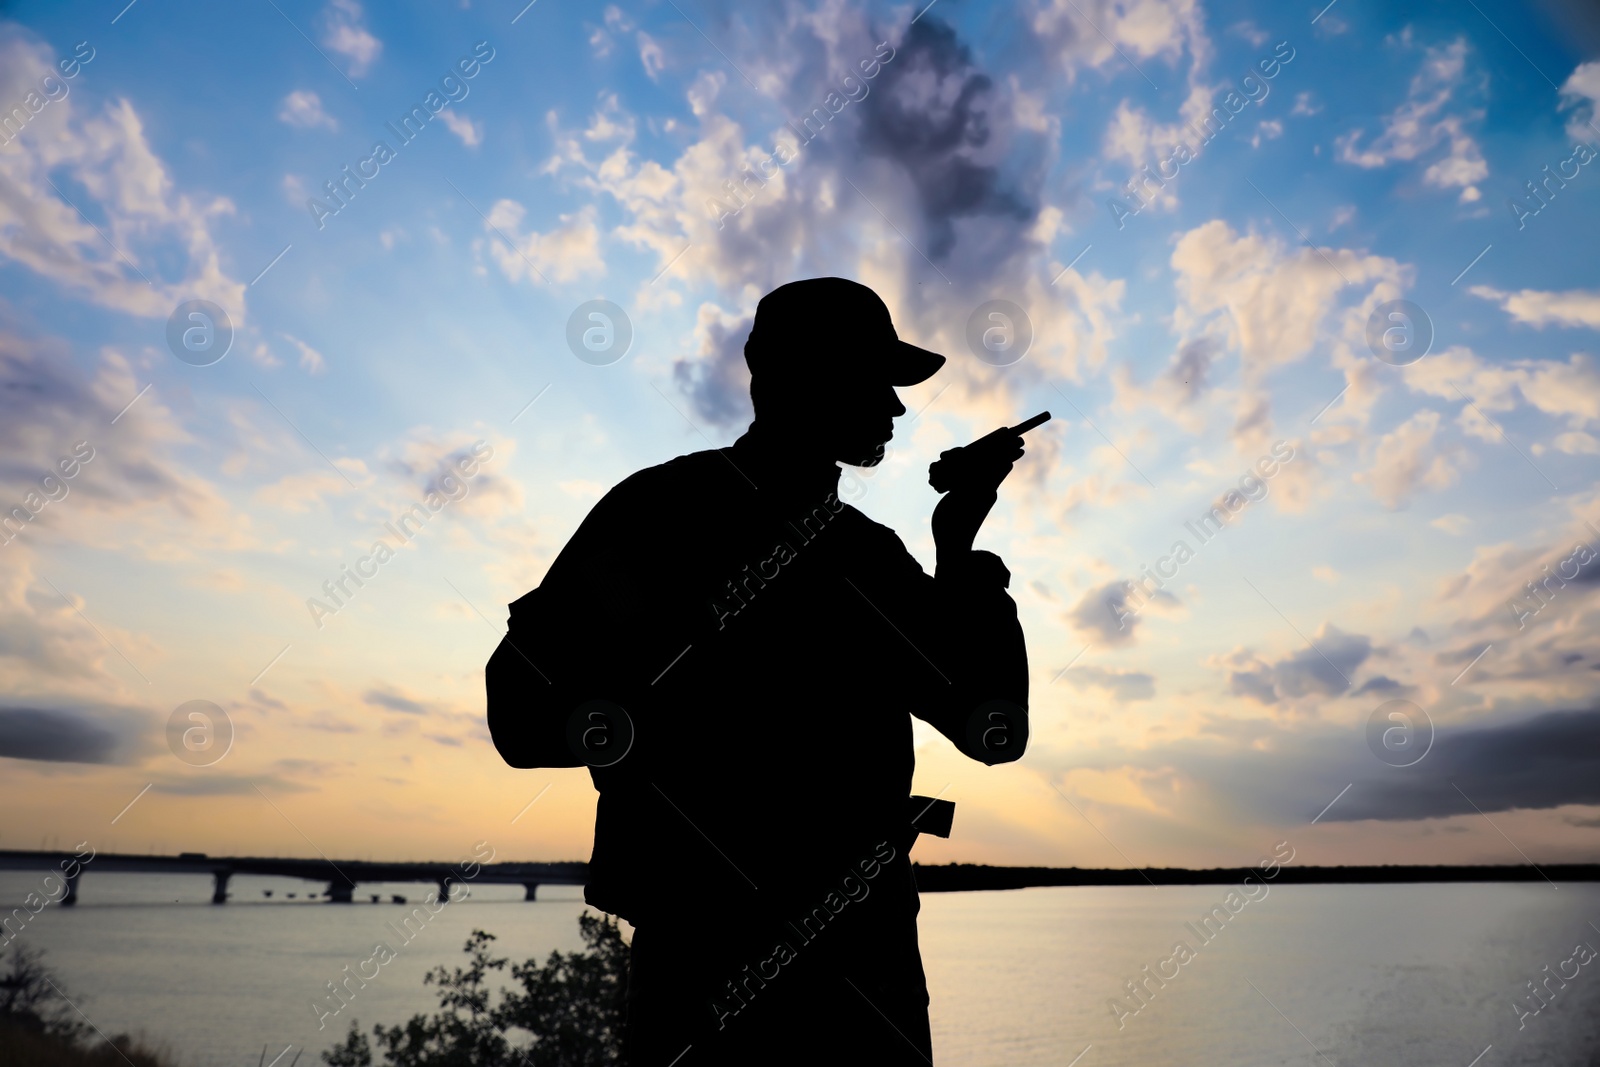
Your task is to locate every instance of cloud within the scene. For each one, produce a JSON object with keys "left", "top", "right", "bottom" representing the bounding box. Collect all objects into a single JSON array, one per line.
[
  {"left": 320, "top": 0, "right": 382, "bottom": 78},
  {"left": 672, "top": 303, "right": 753, "bottom": 428},
  {"left": 1335, "top": 37, "right": 1487, "bottom": 202},
  {"left": 637, "top": 32, "right": 666, "bottom": 80},
  {"left": 1171, "top": 220, "right": 1403, "bottom": 378},
  {"left": 1171, "top": 334, "right": 1216, "bottom": 396},
  {"left": 0, "top": 704, "right": 148, "bottom": 763},
  {"left": 1040, "top": 706, "right": 1600, "bottom": 834},
  {"left": 583, "top": 92, "right": 635, "bottom": 143},
  {"left": 0, "top": 327, "right": 261, "bottom": 565},
  {"left": 0, "top": 325, "right": 383, "bottom": 724},
  {"left": 0, "top": 35, "right": 244, "bottom": 320},
  {"left": 589, "top": 5, "right": 634, "bottom": 59},
  {"left": 1518, "top": 355, "right": 1600, "bottom": 425},
  {"left": 571, "top": 16, "right": 1048, "bottom": 286},
  {"left": 1402, "top": 344, "right": 1600, "bottom": 428},
  {"left": 1229, "top": 20, "right": 1270, "bottom": 47},
  {"left": 549, "top": 10, "right": 1121, "bottom": 427},
  {"left": 1291, "top": 92, "right": 1321, "bottom": 116},
  {"left": 1351, "top": 675, "right": 1410, "bottom": 697},
  {"left": 1250, "top": 119, "right": 1283, "bottom": 147},
  {"left": 383, "top": 429, "right": 523, "bottom": 522},
  {"left": 1559, "top": 60, "right": 1600, "bottom": 142},
  {"left": 247, "top": 688, "right": 288, "bottom": 712},
  {"left": 281, "top": 333, "right": 328, "bottom": 375},
  {"left": 1328, "top": 709, "right": 1600, "bottom": 821},
  {"left": 1353, "top": 409, "right": 1466, "bottom": 509},
  {"left": 1062, "top": 666, "right": 1155, "bottom": 702},
  {"left": 1432, "top": 512, "right": 1600, "bottom": 637},
  {"left": 1067, "top": 579, "right": 1174, "bottom": 646},
  {"left": 254, "top": 469, "right": 356, "bottom": 513},
  {"left": 1029, "top": 0, "right": 1210, "bottom": 80},
  {"left": 276, "top": 90, "right": 337, "bottom": 130},
  {"left": 1469, "top": 285, "right": 1600, "bottom": 331},
  {"left": 363, "top": 686, "right": 432, "bottom": 715},
  {"left": 855, "top": 19, "right": 1035, "bottom": 260},
  {"left": 480, "top": 199, "right": 604, "bottom": 284},
  {"left": 152, "top": 774, "right": 315, "bottom": 796},
  {"left": 555, "top": 17, "right": 1080, "bottom": 303},
  {"left": 1221, "top": 624, "right": 1372, "bottom": 705},
  {"left": 439, "top": 109, "right": 482, "bottom": 148},
  {"left": 1099, "top": 82, "right": 1226, "bottom": 214},
  {"left": 280, "top": 174, "right": 308, "bottom": 205},
  {"left": 1552, "top": 431, "right": 1600, "bottom": 455},
  {"left": 1113, "top": 336, "right": 1217, "bottom": 420}
]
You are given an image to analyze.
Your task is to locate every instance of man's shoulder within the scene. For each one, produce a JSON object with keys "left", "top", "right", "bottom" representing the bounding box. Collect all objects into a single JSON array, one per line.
[
  {"left": 535, "top": 450, "right": 733, "bottom": 593},
  {"left": 833, "top": 500, "right": 925, "bottom": 569},
  {"left": 599, "top": 449, "right": 738, "bottom": 511}
]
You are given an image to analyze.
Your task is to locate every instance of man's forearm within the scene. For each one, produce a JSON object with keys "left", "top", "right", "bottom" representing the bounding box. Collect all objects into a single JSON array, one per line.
[
  {"left": 915, "top": 558, "right": 1031, "bottom": 763},
  {"left": 932, "top": 487, "right": 997, "bottom": 580}
]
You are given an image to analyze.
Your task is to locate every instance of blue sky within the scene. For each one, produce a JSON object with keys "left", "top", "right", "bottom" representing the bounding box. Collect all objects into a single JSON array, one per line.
[{"left": 1, "top": 0, "right": 1598, "bottom": 869}]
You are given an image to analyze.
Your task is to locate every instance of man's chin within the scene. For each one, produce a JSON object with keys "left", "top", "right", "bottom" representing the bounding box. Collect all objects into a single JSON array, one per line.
[{"left": 841, "top": 440, "right": 890, "bottom": 467}]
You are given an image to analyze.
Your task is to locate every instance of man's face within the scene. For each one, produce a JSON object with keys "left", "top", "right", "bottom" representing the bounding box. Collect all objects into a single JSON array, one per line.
[{"left": 829, "top": 379, "right": 907, "bottom": 467}]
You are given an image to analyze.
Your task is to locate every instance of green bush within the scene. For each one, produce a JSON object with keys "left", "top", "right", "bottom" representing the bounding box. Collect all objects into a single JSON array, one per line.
[{"left": 323, "top": 913, "right": 629, "bottom": 1067}]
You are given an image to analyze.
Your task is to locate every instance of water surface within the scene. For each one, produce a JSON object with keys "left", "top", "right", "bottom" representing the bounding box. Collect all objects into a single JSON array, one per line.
[{"left": 6, "top": 872, "right": 1597, "bottom": 1065}]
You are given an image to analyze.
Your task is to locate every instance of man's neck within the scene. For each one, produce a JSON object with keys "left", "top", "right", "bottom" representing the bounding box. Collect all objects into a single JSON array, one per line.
[{"left": 730, "top": 421, "right": 843, "bottom": 503}]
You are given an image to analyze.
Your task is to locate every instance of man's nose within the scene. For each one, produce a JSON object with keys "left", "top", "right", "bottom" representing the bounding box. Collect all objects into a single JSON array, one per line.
[{"left": 887, "top": 389, "right": 906, "bottom": 417}]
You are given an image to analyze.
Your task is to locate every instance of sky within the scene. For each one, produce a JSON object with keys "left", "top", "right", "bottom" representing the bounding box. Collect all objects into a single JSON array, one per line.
[{"left": 1, "top": 0, "right": 1598, "bottom": 874}]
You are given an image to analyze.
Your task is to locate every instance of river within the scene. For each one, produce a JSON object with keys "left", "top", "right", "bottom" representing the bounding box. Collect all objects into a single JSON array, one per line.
[{"left": 4, "top": 872, "right": 1597, "bottom": 1065}]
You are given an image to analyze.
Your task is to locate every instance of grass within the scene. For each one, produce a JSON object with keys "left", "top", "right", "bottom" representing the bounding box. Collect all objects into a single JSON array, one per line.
[{"left": 0, "top": 1019, "right": 172, "bottom": 1067}]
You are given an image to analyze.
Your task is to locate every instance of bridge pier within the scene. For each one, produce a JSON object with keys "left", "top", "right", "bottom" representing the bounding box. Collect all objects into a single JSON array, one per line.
[
  {"left": 437, "top": 877, "right": 456, "bottom": 903},
  {"left": 326, "top": 881, "right": 355, "bottom": 903},
  {"left": 61, "top": 870, "right": 81, "bottom": 907},
  {"left": 523, "top": 883, "right": 539, "bottom": 901},
  {"left": 211, "top": 870, "right": 231, "bottom": 904}
]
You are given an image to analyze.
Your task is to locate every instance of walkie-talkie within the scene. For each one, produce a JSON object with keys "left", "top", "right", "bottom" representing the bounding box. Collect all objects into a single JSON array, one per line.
[{"left": 928, "top": 411, "right": 1051, "bottom": 494}]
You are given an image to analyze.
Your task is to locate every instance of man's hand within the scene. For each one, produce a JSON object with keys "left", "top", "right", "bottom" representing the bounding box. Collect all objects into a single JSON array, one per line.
[
  {"left": 931, "top": 427, "right": 1023, "bottom": 577},
  {"left": 933, "top": 487, "right": 998, "bottom": 572},
  {"left": 928, "top": 427, "right": 1025, "bottom": 495}
]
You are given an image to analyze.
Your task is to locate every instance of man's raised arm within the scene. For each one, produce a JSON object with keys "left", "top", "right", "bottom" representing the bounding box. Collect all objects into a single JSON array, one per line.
[{"left": 909, "top": 421, "right": 1034, "bottom": 764}]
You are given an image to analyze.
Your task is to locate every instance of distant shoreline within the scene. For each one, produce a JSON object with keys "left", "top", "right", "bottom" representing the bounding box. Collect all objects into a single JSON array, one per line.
[
  {"left": 6, "top": 852, "right": 1594, "bottom": 903},
  {"left": 910, "top": 863, "right": 1600, "bottom": 891}
]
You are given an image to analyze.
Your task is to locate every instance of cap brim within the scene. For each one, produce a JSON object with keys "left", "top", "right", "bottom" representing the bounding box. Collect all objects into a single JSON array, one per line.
[{"left": 888, "top": 340, "right": 946, "bottom": 386}]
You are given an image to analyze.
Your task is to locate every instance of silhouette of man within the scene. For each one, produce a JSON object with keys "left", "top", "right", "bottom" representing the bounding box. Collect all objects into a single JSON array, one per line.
[{"left": 487, "top": 277, "right": 1031, "bottom": 1066}]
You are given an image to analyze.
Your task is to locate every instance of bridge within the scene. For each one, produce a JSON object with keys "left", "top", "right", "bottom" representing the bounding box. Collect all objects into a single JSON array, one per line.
[{"left": 0, "top": 849, "right": 587, "bottom": 905}]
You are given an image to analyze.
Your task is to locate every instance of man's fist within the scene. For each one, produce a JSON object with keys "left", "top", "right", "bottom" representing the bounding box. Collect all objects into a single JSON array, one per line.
[{"left": 927, "top": 429, "right": 1024, "bottom": 495}]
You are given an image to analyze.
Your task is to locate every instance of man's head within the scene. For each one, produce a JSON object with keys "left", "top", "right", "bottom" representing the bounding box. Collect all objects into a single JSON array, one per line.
[{"left": 744, "top": 278, "right": 945, "bottom": 466}]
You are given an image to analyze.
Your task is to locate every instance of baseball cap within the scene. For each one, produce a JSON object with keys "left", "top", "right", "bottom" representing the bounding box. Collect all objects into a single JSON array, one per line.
[{"left": 744, "top": 278, "right": 946, "bottom": 386}]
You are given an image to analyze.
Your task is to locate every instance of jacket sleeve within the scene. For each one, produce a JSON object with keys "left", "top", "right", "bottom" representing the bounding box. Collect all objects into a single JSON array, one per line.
[
  {"left": 485, "top": 472, "right": 688, "bottom": 769},
  {"left": 485, "top": 585, "right": 581, "bottom": 768},
  {"left": 864, "top": 536, "right": 1031, "bottom": 765}
]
